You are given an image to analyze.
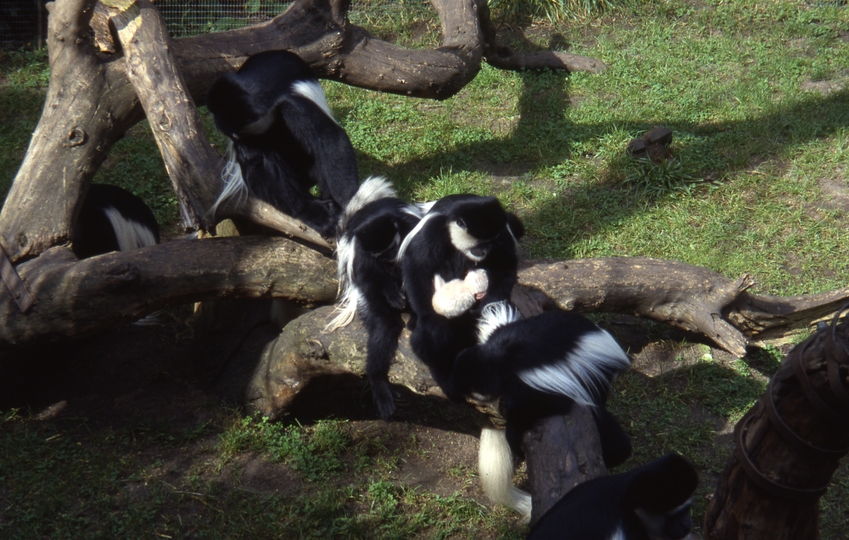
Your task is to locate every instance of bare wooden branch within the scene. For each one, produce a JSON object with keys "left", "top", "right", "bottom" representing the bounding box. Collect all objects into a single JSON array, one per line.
[
  {"left": 519, "top": 257, "right": 849, "bottom": 357},
  {"left": 0, "top": 236, "right": 337, "bottom": 348},
  {"left": 104, "top": 0, "right": 336, "bottom": 249},
  {"left": 107, "top": 0, "right": 217, "bottom": 229}
]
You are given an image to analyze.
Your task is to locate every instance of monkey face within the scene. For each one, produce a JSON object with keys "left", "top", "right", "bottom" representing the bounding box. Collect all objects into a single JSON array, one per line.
[{"left": 441, "top": 196, "right": 508, "bottom": 262}]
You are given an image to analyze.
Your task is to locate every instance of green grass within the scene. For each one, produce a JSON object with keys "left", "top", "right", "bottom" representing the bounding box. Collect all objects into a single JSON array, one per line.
[
  {"left": 0, "top": 409, "right": 522, "bottom": 539},
  {"left": 3, "top": 0, "right": 849, "bottom": 537}
]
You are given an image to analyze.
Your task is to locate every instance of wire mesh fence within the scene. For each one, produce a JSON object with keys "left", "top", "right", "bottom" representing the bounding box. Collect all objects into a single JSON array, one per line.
[
  {"left": 156, "top": 0, "right": 292, "bottom": 37},
  {"left": 1, "top": 1, "right": 49, "bottom": 48},
  {"left": 0, "top": 0, "right": 412, "bottom": 48}
]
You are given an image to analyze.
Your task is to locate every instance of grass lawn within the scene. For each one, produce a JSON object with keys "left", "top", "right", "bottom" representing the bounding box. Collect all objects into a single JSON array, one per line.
[{"left": 2, "top": 0, "right": 849, "bottom": 537}]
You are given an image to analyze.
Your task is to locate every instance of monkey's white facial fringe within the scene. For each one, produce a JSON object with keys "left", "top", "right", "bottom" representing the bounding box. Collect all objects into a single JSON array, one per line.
[
  {"left": 476, "top": 301, "right": 521, "bottom": 343},
  {"left": 507, "top": 222, "right": 522, "bottom": 250},
  {"left": 634, "top": 498, "right": 693, "bottom": 539},
  {"left": 517, "top": 328, "right": 631, "bottom": 407},
  {"left": 325, "top": 235, "right": 360, "bottom": 332},
  {"left": 448, "top": 221, "right": 486, "bottom": 262},
  {"left": 479, "top": 426, "right": 532, "bottom": 524},
  {"left": 209, "top": 141, "right": 249, "bottom": 218},
  {"left": 606, "top": 528, "right": 627, "bottom": 540},
  {"left": 292, "top": 80, "right": 336, "bottom": 124}
]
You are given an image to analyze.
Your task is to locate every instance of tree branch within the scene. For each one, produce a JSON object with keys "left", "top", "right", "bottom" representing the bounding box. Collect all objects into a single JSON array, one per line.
[
  {"left": 519, "top": 257, "right": 849, "bottom": 357},
  {"left": 0, "top": 236, "right": 337, "bottom": 348}
]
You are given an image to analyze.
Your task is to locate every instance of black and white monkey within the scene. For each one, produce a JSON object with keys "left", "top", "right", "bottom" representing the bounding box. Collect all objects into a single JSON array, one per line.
[
  {"left": 206, "top": 50, "right": 360, "bottom": 237},
  {"left": 527, "top": 453, "right": 698, "bottom": 540},
  {"left": 73, "top": 183, "right": 160, "bottom": 259},
  {"left": 448, "top": 302, "right": 633, "bottom": 522},
  {"left": 327, "top": 177, "right": 423, "bottom": 420},
  {"left": 398, "top": 194, "right": 525, "bottom": 391},
  {"left": 74, "top": 183, "right": 163, "bottom": 325}
]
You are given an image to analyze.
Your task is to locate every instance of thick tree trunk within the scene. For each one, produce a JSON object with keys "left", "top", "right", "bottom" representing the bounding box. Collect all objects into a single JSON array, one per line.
[
  {"left": 703, "top": 314, "right": 849, "bottom": 539},
  {"left": 3, "top": 248, "right": 849, "bottom": 353}
]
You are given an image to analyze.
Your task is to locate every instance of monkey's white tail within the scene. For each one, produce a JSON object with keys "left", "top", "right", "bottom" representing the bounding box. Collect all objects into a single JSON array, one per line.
[{"left": 479, "top": 425, "right": 532, "bottom": 524}]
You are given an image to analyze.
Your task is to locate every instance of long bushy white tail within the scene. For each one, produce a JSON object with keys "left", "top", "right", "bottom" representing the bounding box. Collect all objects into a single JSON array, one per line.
[{"left": 479, "top": 425, "right": 532, "bottom": 524}]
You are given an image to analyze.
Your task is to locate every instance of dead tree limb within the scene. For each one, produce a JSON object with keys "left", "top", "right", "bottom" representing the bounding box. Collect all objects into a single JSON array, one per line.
[
  {"left": 0, "top": 236, "right": 336, "bottom": 348},
  {"left": 4, "top": 251, "right": 849, "bottom": 353},
  {"left": 523, "top": 407, "right": 607, "bottom": 524},
  {"left": 703, "top": 312, "right": 849, "bottom": 539},
  {"left": 520, "top": 258, "right": 849, "bottom": 357}
]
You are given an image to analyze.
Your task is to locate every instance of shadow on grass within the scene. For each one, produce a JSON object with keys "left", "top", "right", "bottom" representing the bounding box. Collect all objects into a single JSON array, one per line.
[{"left": 364, "top": 60, "right": 849, "bottom": 258}]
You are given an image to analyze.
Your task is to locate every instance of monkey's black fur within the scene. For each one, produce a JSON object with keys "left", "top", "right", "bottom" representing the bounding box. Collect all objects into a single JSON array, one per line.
[
  {"left": 450, "top": 307, "right": 633, "bottom": 467},
  {"left": 527, "top": 453, "right": 698, "bottom": 540},
  {"left": 206, "top": 50, "right": 359, "bottom": 237},
  {"left": 399, "top": 194, "right": 524, "bottom": 392},
  {"left": 333, "top": 178, "right": 421, "bottom": 420},
  {"left": 73, "top": 184, "right": 160, "bottom": 259}
]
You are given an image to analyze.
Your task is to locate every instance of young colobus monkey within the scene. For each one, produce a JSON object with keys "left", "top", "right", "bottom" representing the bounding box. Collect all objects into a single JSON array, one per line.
[
  {"left": 206, "top": 50, "right": 360, "bottom": 237},
  {"left": 73, "top": 184, "right": 160, "bottom": 259},
  {"left": 328, "top": 177, "right": 422, "bottom": 420},
  {"left": 449, "top": 302, "right": 633, "bottom": 522},
  {"left": 527, "top": 453, "right": 698, "bottom": 540},
  {"left": 398, "top": 194, "right": 524, "bottom": 391}
]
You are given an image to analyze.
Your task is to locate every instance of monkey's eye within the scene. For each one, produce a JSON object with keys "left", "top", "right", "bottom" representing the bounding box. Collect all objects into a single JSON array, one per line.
[{"left": 456, "top": 218, "right": 467, "bottom": 230}]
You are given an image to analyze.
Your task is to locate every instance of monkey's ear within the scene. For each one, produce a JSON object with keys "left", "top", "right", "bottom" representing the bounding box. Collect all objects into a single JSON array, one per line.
[
  {"left": 506, "top": 213, "right": 525, "bottom": 240},
  {"left": 623, "top": 453, "right": 698, "bottom": 513}
]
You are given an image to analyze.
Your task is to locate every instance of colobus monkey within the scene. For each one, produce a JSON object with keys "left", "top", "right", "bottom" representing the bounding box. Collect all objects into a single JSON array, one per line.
[
  {"left": 328, "top": 177, "right": 422, "bottom": 420},
  {"left": 449, "top": 302, "right": 633, "bottom": 522},
  {"left": 527, "top": 453, "right": 698, "bottom": 540},
  {"left": 398, "top": 194, "right": 524, "bottom": 391},
  {"left": 74, "top": 184, "right": 163, "bottom": 325},
  {"left": 206, "top": 50, "right": 360, "bottom": 237},
  {"left": 73, "top": 184, "right": 160, "bottom": 259}
]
